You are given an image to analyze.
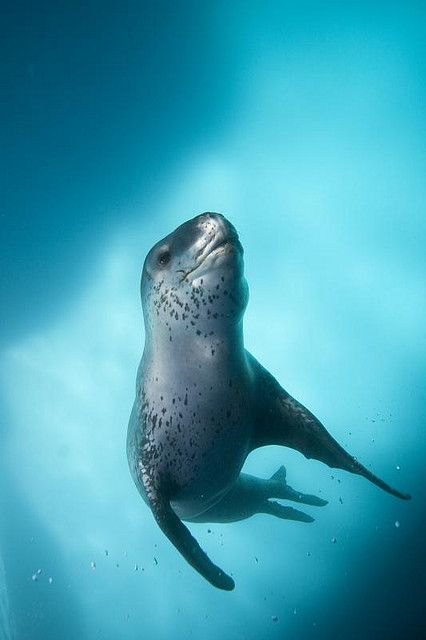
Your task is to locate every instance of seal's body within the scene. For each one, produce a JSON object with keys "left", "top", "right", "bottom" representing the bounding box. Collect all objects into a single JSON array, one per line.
[
  {"left": 127, "top": 212, "right": 410, "bottom": 591},
  {"left": 128, "top": 346, "right": 253, "bottom": 520}
]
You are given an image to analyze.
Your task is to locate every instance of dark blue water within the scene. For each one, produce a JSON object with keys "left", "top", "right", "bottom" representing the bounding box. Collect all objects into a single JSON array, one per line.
[{"left": 1, "top": 2, "right": 425, "bottom": 638}]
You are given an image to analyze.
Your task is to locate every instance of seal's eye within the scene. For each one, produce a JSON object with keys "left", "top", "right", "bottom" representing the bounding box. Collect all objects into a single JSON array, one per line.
[{"left": 157, "top": 250, "right": 171, "bottom": 266}]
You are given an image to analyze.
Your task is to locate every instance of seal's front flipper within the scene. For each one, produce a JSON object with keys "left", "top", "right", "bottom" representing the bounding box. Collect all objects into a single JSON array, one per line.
[
  {"left": 148, "top": 490, "right": 234, "bottom": 590},
  {"left": 260, "top": 500, "right": 314, "bottom": 522},
  {"left": 269, "top": 466, "right": 328, "bottom": 506},
  {"left": 249, "top": 353, "right": 411, "bottom": 501}
]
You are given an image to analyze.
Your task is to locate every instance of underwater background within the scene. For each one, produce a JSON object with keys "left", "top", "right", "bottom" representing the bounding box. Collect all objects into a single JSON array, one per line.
[{"left": 1, "top": 2, "right": 425, "bottom": 638}]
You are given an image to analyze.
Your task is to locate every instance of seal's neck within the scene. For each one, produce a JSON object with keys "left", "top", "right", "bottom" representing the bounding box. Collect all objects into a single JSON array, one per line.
[{"left": 143, "top": 319, "right": 246, "bottom": 372}]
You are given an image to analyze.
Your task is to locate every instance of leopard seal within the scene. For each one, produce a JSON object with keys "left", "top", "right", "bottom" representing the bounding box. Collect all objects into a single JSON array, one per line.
[{"left": 127, "top": 212, "right": 410, "bottom": 591}]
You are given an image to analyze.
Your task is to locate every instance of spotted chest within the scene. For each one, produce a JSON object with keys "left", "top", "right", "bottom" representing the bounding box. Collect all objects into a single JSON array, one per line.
[{"left": 135, "top": 376, "right": 252, "bottom": 501}]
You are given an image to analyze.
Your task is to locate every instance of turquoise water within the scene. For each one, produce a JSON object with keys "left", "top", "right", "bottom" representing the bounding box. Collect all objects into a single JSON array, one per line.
[{"left": 1, "top": 2, "right": 425, "bottom": 638}]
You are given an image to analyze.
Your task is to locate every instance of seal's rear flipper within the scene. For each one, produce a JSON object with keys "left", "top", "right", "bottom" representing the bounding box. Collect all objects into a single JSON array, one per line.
[
  {"left": 270, "top": 465, "right": 287, "bottom": 482},
  {"left": 269, "top": 465, "right": 328, "bottom": 506},
  {"left": 148, "top": 492, "right": 235, "bottom": 590},
  {"left": 260, "top": 500, "right": 315, "bottom": 522},
  {"left": 249, "top": 353, "right": 411, "bottom": 501}
]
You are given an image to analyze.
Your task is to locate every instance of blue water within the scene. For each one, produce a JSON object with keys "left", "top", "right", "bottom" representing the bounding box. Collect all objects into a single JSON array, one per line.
[{"left": 1, "top": 2, "right": 425, "bottom": 638}]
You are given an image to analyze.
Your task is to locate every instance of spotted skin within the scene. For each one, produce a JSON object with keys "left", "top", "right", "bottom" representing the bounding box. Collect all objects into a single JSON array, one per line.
[{"left": 127, "top": 212, "right": 410, "bottom": 591}]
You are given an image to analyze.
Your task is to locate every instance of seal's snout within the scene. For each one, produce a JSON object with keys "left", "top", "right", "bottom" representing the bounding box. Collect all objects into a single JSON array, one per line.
[
  {"left": 197, "top": 211, "right": 225, "bottom": 223},
  {"left": 170, "top": 212, "right": 243, "bottom": 285},
  {"left": 198, "top": 211, "right": 234, "bottom": 230},
  {"left": 194, "top": 212, "right": 239, "bottom": 245},
  {"left": 192, "top": 212, "right": 241, "bottom": 262}
]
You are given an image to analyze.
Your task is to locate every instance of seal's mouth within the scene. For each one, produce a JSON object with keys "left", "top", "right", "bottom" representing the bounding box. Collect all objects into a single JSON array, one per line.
[{"left": 179, "top": 232, "right": 242, "bottom": 282}]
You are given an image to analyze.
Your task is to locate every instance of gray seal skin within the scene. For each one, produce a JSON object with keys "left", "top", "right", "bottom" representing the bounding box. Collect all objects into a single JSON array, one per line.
[{"left": 127, "top": 212, "right": 410, "bottom": 591}]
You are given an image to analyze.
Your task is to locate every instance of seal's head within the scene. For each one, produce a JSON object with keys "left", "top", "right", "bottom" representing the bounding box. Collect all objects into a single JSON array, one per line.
[{"left": 141, "top": 213, "right": 249, "bottom": 343}]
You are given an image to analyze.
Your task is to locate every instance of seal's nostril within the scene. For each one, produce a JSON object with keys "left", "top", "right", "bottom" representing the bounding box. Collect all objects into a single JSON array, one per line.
[{"left": 198, "top": 212, "right": 224, "bottom": 225}]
